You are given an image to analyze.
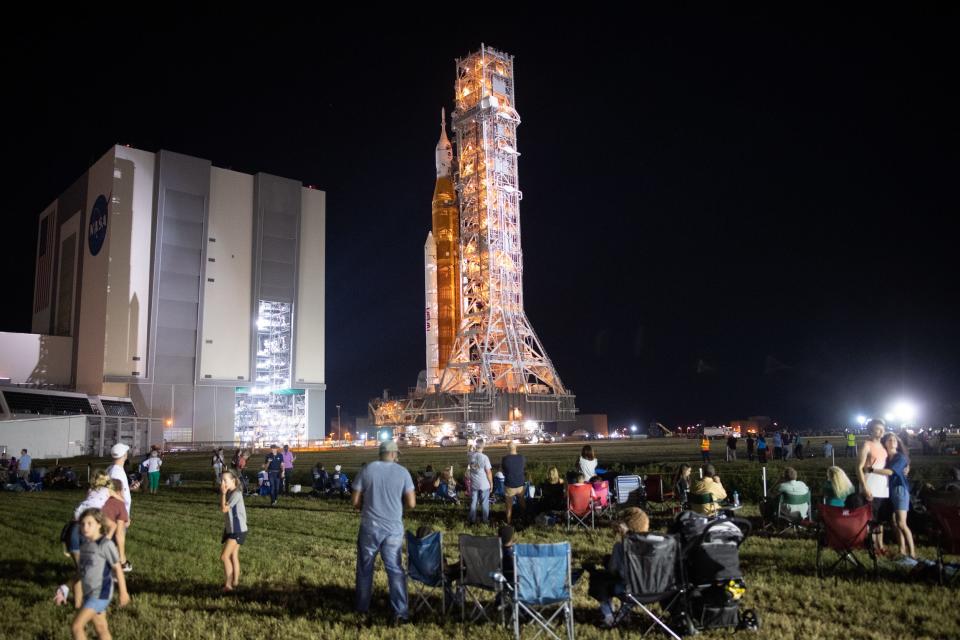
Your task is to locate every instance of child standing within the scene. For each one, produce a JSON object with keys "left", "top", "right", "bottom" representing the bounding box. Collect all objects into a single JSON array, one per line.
[
  {"left": 62, "top": 508, "right": 130, "bottom": 640},
  {"left": 219, "top": 471, "right": 247, "bottom": 592}
]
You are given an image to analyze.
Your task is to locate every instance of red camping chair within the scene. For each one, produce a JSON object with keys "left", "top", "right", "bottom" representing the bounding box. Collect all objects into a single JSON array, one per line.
[
  {"left": 566, "top": 483, "right": 595, "bottom": 530},
  {"left": 644, "top": 474, "right": 678, "bottom": 514},
  {"left": 928, "top": 501, "right": 960, "bottom": 586},
  {"left": 815, "top": 503, "right": 877, "bottom": 579}
]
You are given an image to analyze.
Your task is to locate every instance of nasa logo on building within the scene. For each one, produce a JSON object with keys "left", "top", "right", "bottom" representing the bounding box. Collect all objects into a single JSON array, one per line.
[{"left": 88, "top": 194, "right": 109, "bottom": 256}]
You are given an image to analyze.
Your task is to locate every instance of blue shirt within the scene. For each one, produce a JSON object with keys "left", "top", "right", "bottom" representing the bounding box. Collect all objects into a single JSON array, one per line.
[
  {"left": 265, "top": 453, "right": 284, "bottom": 472},
  {"left": 501, "top": 454, "right": 526, "bottom": 488},
  {"left": 354, "top": 461, "right": 415, "bottom": 533},
  {"left": 888, "top": 453, "right": 910, "bottom": 492}
]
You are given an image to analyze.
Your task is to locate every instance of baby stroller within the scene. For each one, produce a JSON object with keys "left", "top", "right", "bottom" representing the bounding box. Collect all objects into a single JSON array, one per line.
[{"left": 672, "top": 512, "right": 758, "bottom": 632}]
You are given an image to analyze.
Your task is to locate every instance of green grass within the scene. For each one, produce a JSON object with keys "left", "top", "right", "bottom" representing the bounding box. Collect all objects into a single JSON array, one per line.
[{"left": 2, "top": 439, "right": 958, "bottom": 639}]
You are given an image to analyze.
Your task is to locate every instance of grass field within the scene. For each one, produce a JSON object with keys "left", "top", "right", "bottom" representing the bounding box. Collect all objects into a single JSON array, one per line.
[{"left": 1, "top": 439, "right": 958, "bottom": 639}]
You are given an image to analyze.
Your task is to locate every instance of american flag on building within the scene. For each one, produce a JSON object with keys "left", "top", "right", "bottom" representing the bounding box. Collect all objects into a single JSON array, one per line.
[{"left": 34, "top": 215, "right": 52, "bottom": 313}]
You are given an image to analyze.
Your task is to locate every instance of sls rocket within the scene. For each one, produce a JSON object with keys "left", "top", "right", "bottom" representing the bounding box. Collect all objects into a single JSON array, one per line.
[
  {"left": 430, "top": 108, "right": 461, "bottom": 382},
  {"left": 424, "top": 231, "right": 440, "bottom": 388}
]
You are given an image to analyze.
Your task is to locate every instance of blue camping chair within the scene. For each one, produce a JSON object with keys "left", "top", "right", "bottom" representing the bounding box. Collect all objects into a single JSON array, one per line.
[
  {"left": 497, "top": 542, "right": 575, "bottom": 640},
  {"left": 406, "top": 530, "right": 449, "bottom": 615}
]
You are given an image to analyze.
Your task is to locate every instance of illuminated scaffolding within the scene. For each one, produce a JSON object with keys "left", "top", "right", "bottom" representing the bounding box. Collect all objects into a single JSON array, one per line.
[
  {"left": 440, "top": 44, "right": 567, "bottom": 398},
  {"left": 234, "top": 301, "right": 305, "bottom": 446},
  {"left": 371, "top": 45, "right": 575, "bottom": 432}
]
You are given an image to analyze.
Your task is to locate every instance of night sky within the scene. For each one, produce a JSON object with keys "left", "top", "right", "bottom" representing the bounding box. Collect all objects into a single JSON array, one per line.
[{"left": 4, "top": 11, "right": 957, "bottom": 428}]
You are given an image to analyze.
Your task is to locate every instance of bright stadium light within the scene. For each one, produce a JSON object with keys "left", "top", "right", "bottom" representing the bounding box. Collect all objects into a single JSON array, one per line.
[
  {"left": 630, "top": 425, "right": 638, "bottom": 433},
  {"left": 856, "top": 415, "right": 867, "bottom": 426},
  {"left": 884, "top": 412, "right": 895, "bottom": 423},
  {"left": 893, "top": 400, "right": 918, "bottom": 424}
]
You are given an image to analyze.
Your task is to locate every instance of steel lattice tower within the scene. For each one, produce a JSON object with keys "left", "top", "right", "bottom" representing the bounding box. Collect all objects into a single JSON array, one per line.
[{"left": 440, "top": 45, "right": 567, "bottom": 398}]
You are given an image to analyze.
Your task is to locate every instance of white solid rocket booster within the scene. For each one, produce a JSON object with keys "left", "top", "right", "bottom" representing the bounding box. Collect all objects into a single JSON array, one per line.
[{"left": 424, "top": 231, "right": 440, "bottom": 389}]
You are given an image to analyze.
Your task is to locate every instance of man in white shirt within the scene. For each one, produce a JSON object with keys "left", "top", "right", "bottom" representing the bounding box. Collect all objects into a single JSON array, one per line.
[{"left": 775, "top": 467, "right": 810, "bottom": 519}]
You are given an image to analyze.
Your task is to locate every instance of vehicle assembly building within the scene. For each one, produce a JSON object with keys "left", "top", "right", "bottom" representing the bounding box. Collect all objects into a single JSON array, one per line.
[{"left": 1, "top": 145, "right": 325, "bottom": 453}]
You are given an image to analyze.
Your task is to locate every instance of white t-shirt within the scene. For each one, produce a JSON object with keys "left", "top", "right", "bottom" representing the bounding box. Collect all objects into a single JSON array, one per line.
[
  {"left": 145, "top": 457, "right": 162, "bottom": 473},
  {"left": 108, "top": 463, "right": 132, "bottom": 517},
  {"left": 578, "top": 457, "right": 598, "bottom": 480},
  {"left": 74, "top": 487, "right": 110, "bottom": 520}
]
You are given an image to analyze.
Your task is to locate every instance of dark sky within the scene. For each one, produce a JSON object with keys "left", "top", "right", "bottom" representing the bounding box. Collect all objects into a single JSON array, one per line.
[{"left": 4, "top": 11, "right": 958, "bottom": 428}]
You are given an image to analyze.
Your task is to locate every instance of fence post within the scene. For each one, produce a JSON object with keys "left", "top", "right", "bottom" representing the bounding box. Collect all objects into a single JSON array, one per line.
[
  {"left": 762, "top": 466, "right": 768, "bottom": 497},
  {"left": 698, "top": 467, "right": 703, "bottom": 479},
  {"left": 98, "top": 418, "right": 105, "bottom": 457}
]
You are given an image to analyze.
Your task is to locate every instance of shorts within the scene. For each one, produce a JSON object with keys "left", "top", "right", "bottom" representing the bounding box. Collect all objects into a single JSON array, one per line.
[
  {"left": 505, "top": 485, "right": 525, "bottom": 498},
  {"left": 82, "top": 597, "right": 111, "bottom": 614},
  {"left": 222, "top": 530, "right": 247, "bottom": 545},
  {"left": 890, "top": 485, "right": 910, "bottom": 512},
  {"left": 871, "top": 497, "right": 892, "bottom": 523}
]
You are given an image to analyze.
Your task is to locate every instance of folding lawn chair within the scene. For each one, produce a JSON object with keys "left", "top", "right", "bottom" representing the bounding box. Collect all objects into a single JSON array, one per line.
[
  {"left": 928, "top": 501, "right": 960, "bottom": 586},
  {"left": 644, "top": 474, "right": 677, "bottom": 514},
  {"left": 566, "top": 484, "right": 594, "bottom": 530},
  {"left": 406, "top": 530, "right": 449, "bottom": 615},
  {"left": 459, "top": 534, "right": 504, "bottom": 623},
  {"left": 613, "top": 474, "right": 644, "bottom": 511},
  {"left": 815, "top": 503, "right": 877, "bottom": 579},
  {"left": 499, "top": 542, "right": 575, "bottom": 640},
  {"left": 593, "top": 480, "right": 613, "bottom": 521},
  {"left": 776, "top": 491, "right": 814, "bottom": 536},
  {"left": 617, "top": 532, "right": 691, "bottom": 639}
]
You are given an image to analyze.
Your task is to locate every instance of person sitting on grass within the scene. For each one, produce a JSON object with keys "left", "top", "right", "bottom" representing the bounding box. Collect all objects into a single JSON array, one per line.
[
  {"left": 689, "top": 465, "right": 727, "bottom": 517},
  {"left": 433, "top": 465, "right": 459, "bottom": 503},
  {"left": 312, "top": 463, "right": 329, "bottom": 494},
  {"left": 775, "top": 467, "right": 810, "bottom": 520},
  {"left": 540, "top": 466, "right": 566, "bottom": 512},
  {"left": 673, "top": 464, "right": 692, "bottom": 508},
  {"left": 55, "top": 508, "right": 130, "bottom": 640},
  {"left": 597, "top": 507, "right": 650, "bottom": 628},
  {"left": 823, "top": 466, "right": 856, "bottom": 507}
]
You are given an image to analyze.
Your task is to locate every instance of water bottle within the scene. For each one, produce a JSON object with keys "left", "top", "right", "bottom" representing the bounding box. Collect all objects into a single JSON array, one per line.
[{"left": 732, "top": 491, "right": 739, "bottom": 506}]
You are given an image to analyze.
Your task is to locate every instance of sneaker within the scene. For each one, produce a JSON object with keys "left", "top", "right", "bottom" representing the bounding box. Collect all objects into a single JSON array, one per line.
[
  {"left": 601, "top": 614, "right": 616, "bottom": 629},
  {"left": 121, "top": 561, "right": 133, "bottom": 573},
  {"left": 896, "top": 556, "right": 918, "bottom": 567},
  {"left": 392, "top": 616, "right": 410, "bottom": 627},
  {"left": 53, "top": 584, "right": 69, "bottom": 606}
]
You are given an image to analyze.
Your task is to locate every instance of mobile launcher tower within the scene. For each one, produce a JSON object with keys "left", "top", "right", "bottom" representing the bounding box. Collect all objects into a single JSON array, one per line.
[{"left": 371, "top": 45, "right": 576, "bottom": 442}]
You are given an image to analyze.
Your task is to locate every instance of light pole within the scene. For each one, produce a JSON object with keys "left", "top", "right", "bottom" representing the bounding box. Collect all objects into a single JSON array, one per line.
[{"left": 336, "top": 404, "right": 342, "bottom": 443}]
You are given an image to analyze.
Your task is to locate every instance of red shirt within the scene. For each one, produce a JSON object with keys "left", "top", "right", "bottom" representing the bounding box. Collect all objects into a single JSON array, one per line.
[{"left": 102, "top": 496, "right": 129, "bottom": 523}]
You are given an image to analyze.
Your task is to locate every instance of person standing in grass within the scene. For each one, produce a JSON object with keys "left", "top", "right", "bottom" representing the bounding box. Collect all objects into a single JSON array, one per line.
[
  {"left": 756, "top": 435, "right": 768, "bottom": 463},
  {"left": 281, "top": 444, "right": 296, "bottom": 494},
  {"left": 264, "top": 445, "right": 284, "bottom": 506},
  {"left": 102, "top": 480, "right": 131, "bottom": 573},
  {"left": 352, "top": 439, "right": 416, "bottom": 625},
  {"left": 219, "top": 470, "right": 247, "bottom": 592},
  {"left": 143, "top": 450, "right": 162, "bottom": 495},
  {"left": 700, "top": 436, "right": 711, "bottom": 463},
  {"left": 106, "top": 443, "right": 132, "bottom": 573},
  {"left": 60, "top": 508, "right": 130, "bottom": 640},
  {"left": 858, "top": 419, "right": 890, "bottom": 555},
  {"left": 869, "top": 433, "right": 917, "bottom": 564}
]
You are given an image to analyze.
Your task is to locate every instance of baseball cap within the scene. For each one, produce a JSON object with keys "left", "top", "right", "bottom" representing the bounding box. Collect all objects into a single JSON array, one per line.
[
  {"left": 110, "top": 443, "right": 130, "bottom": 459},
  {"left": 379, "top": 439, "right": 399, "bottom": 454}
]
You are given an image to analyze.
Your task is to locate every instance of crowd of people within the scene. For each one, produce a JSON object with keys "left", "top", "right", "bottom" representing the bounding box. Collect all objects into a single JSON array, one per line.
[{"left": 32, "top": 424, "right": 960, "bottom": 637}]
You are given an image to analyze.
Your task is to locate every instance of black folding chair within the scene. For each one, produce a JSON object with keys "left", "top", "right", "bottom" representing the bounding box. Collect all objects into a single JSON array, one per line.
[
  {"left": 617, "top": 532, "right": 691, "bottom": 639},
  {"left": 459, "top": 534, "right": 504, "bottom": 623}
]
